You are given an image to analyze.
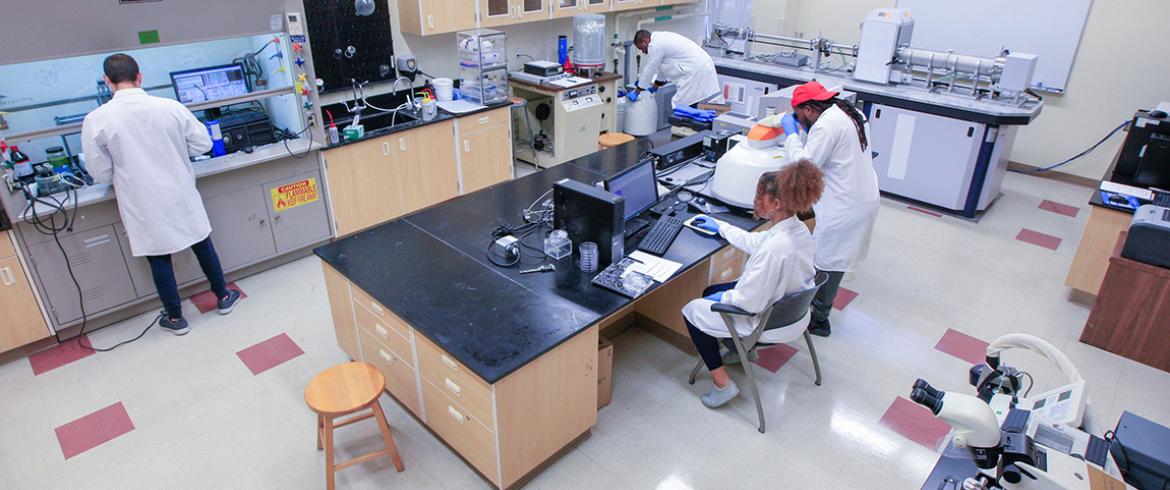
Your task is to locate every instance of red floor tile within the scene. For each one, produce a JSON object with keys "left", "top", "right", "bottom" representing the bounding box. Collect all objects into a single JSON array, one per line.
[
  {"left": 237, "top": 333, "right": 304, "bottom": 375},
  {"left": 752, "top": 344, "right": 798, "bottom": 373},
  {"left": 55, "top": 402, "right": 135, "bottom": 459},
  {"left": 1015, "top": 228, "right": 1062, "bottom": 251},
  {"left": 908, "top": 205, "right": 943, "bottom": 218},
  {"left": 934, "top": 328, "right": 989, "bottom": 365},
  {"left": 190, "top": 282, "right": 247, "bottom": 314},
  {"left": 833, "top": 287, "right": 859, "bottom": 310},
  {"left": 29, "top": 336, "right": 95, "bottom": 376},
  {"left": 879, "top": 396, "right": 952, "bottom": 450},
  {"left": 1039, "top": 200, "right": 1079, "bottom": 218}
]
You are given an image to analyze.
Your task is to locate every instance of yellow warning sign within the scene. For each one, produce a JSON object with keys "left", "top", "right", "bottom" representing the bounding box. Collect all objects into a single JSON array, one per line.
[{"left": 271, "top": 177, "right": 319, "bottom": 213}]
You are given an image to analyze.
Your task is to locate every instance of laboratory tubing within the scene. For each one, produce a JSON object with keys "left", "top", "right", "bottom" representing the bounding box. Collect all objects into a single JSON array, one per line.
[
  {"left": 544, "top": 230, "right": 572, "bottom": 260},
  {"left": 579, "top": 241, "right": 599, "bottom": 273}
]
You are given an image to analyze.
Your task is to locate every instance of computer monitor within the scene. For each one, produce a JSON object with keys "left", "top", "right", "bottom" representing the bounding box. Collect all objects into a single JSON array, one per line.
[
  {"left": 170, "top": 64, "right": 250, "bottom": 105},
  {"left": 605, "top": 160, "right": 658, "bottom": 222}
]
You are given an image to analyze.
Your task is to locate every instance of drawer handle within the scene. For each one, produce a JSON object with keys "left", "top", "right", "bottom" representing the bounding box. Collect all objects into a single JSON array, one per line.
[
  {"left": 478, "top": 116, "right": 490, "bottom": 125},
  {"left": 379, "top": 349, "right": 395, "bottom": 363},
  {"left": 722, "top": 249, "right": 735, "bottom": 259},
  {"left": 447, "top": 405, "right": 466, "bottom": 424},
  {"left": 0, "top": 266, "right": 14, "bottom": 286},
  {"left": 720, "top": 268, "right": 733, "bottom": 280},
  {"left": 370, "top": 302, "right": 384, "bottom": 315},
  {"left": 375, "top": 324, "right": 389, "bottom": 338},
  {"left": 440, "top": 354, "right": 459, "bottom": 372},
  {"left": 426, "top": 14, "right": 434, "bottom": 29},
  {"left": 464, "top": 139, "right": 471, "bottom": 152},
  {"left": 399, "top": 137, "right": 407, "bottom": 151},
  {"left": 84, "top": 235, "right": 112, "bottom": 248},
  {"left": 444, "top": 378, "right": 462, "bottom": 397}
]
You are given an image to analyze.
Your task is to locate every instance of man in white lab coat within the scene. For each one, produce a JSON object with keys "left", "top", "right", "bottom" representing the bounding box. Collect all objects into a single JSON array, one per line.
[
  {"left": 632, "top": 29, "right": 720, "bottom": 108},
  {"left": 780, "top": 81, "right": 880, "bottom": 337},
  {"left": 81, "top": 54, "right": 241, "bottom": 336}
]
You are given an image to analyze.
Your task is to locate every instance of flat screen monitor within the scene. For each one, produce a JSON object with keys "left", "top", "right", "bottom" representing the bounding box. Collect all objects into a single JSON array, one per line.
[
  {"left": 605, "top": 160, "right": 659, "bottom": 222},
  {"left": 170, "top": 64, "right": 249, "bottom": 105}
]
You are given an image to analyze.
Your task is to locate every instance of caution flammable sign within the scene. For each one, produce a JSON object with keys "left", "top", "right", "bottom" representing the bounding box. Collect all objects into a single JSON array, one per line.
[{"left": 271, "top": 177, "right": 320, "bottom": 213}]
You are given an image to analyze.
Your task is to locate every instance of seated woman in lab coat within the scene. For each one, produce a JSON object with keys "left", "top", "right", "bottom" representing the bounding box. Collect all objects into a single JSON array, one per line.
[{"left": 682, "top": 160, "right": 824, "bottom": 408}]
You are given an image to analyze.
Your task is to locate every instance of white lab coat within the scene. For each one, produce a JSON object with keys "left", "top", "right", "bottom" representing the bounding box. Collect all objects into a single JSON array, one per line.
[
  {"left": 682, "top": 216, "right": 816, "bottom": 343},
  {"left": 81, "top": 88, "right": 214, "bottom": 257},
  {"left": 784, "top": 104, "right": 880, "bottom": 272},
  {"left": 637, "top": 31, "right": 721, "bottom": 108}
]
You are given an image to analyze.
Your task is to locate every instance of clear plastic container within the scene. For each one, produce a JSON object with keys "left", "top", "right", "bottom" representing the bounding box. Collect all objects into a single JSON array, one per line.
[
  {"left": 572, "top": 14, "right": 606, "bottom": 69},
  {"left": 579, "top": 241, "right": 598, "bottom": 273},
  {"left": 544, "top": 230, "right": 571, "bottom": 260},
  {"left": 458, "top": 29, "right": 508, "bottom": 105}
]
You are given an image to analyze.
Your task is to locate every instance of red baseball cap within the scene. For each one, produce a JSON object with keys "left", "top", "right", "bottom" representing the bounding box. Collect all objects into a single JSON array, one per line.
[{"left": 791, "top": 81, "right": 838, "bottom": 108}]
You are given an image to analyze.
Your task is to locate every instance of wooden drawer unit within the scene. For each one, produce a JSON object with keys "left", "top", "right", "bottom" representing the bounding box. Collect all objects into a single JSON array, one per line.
[
  {"left": 350, "top": 286, "right": 409, "bottom": 338},
  {"left": 353, "top": 301, "right": 412, "bottom": 360},
  {"left": 422, "top": 379, "right": 499, "bottom": 483},
  {"left": 359, "top": 328, "right": 421, "bottom": 416},
  {"left": 709, "top": 244, "right": 745, "bottom": 284},
  {"left": 416, "top": 334, "right": 495, "bottom": 430},
  {"left": 463, "top": 108, "right": 510, "bottom": 131},
  {"left": 0, "top": 231, "right": 15, "bottom": 258}
]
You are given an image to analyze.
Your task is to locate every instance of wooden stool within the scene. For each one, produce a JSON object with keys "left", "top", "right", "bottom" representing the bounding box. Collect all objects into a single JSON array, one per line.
[
  {"left": 598, "top": 132, "right": 635, "bottom": 149},
  {"left": 305, "top": 362, "right": 405, "bottom": 490}
]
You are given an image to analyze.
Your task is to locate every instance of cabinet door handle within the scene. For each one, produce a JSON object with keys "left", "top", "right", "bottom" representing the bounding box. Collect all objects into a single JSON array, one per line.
[
  {"left": 720, "top": 268, "right": 733, "bottom": 280},
  {"left": 383, "top": 142, "right": 390, "bottom": 156},
  {"left": 440, "top": 354, "right": 459, "bottom": 372},
  {"left": 445, "top": 378, "right": 462, "bottom": 397},
  {"left": 379, "top": 349, "right": 394, "bottom": 363},
  {"left": 447, "top": 405, "right": 466, "bottom": 424},
  {"left": 370, "top": 302, "right": 384, "bottom": 315},
  {"left": 259, "top": 219, "right": 267, "bottom": 226},
  {"left": 0, "top": 266, "right": 15, "bottom": 286},
  {"left": 426, "top": 14, "right": 435, "bottom": 29},
  {"left": 83, "top": 234, "right": 111, "bottom": 248},
  {"left": 464, "top": 139, "right": 471, "bottom": 152},
  {"left": 399, "top": 138, "right": 407, "bottom": 151},
  {"left": 375, "top": 324, "right": 389, "bottom": 338},
  {"left": 478, "top": 116, "right": 490, "bottom": 125}
]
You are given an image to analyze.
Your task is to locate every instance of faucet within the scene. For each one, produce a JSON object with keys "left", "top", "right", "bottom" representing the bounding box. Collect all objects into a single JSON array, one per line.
[{"left": 391, "top": 76, "right": 419, "bottom": 112}]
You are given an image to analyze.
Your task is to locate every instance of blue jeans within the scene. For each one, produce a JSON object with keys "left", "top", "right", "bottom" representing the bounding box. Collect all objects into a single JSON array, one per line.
[
  {"left": 684, "top": 281, "right": 738, "bottom": 371},
  {"left": 146, "top": 236, "right": 229, "bottom": 320}
]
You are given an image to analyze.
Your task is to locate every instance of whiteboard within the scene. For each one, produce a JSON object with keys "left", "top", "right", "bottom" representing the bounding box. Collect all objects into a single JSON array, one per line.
[{"left": 895, "top": 0, "right": 1093, "bottom": 93}]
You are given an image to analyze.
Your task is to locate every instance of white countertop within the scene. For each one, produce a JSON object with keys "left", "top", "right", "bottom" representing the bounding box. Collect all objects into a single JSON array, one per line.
[
  {"left": 19, "top": 138, "right": 323, "bottom": 220},
  {"left": 713, "top": 56, "right": 1043, "bottom": 121}
]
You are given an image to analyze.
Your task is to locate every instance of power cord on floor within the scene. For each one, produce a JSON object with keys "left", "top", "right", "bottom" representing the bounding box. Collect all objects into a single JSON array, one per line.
[
  {"left": 21, "top": 186, "right": 164, "bottom": 352},
  {"left": 1009, "top": 120, "right": 1129, "bottom": 174}
]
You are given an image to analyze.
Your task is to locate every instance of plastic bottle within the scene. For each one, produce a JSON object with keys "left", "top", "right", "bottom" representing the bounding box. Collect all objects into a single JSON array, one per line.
[
  {"left": 10, "top": 145, "right": 33, "bottom": 178},
  {"left": 0, "top": 141, "right": 11, "bottom": 170}
]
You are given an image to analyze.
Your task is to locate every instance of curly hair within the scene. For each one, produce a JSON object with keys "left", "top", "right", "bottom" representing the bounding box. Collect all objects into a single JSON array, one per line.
[{"left": 756, "top": 159, "right": 824, "bottom": 214}]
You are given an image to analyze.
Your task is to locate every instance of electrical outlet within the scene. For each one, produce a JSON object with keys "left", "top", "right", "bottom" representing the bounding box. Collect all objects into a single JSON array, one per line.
[{"left": 306, "top": 112, "right": 317, "bottom": 127}]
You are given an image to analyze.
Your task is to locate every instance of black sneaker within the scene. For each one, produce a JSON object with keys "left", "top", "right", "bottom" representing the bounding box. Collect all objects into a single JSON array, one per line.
[
  {"left": 160, "top": 316, "right": 190, "bottom": 336},
  {"left": 808, "top": 319, "right": 831, "bottom": 337},
  {"left": 217, "top": 289, "right": 242, "bottom": 315}
]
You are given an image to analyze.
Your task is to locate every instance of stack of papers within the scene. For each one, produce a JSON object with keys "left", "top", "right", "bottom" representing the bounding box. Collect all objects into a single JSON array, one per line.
[{"left": 627, "top": 251, "right": 683, "bottom": 283}]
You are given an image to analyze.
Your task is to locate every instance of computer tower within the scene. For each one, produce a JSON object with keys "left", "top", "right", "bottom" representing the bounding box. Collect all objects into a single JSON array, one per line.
[
  {"left": 553, "top": 178, "right": 625, "bottom": 269},
  {"left": 1115, "top": 106, "right": 1170, "bottom": 188}
]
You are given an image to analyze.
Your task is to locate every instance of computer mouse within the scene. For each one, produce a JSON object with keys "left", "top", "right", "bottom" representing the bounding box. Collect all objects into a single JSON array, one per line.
[{"left": 1150, "top": 109, "right": 1168, "bottom": 119}]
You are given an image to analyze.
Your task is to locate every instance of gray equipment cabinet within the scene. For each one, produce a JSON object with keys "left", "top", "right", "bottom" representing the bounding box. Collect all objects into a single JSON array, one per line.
[{"left": 25, "top": 225, "right": 138, "bottom": 325}]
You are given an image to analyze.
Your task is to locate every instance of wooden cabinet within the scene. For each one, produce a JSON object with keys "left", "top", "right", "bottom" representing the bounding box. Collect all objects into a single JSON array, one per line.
[
  {"left": 397, "top": 120, "right": 459, "bottom": 214},
  {"left": 660, "top": 0, "right": 698, "bottom": 5},
  {"left": 479, "top": 0, "right": 547, "bottom": 27},
  {"left": 611, "top": 0, "right": 650, "bottom": 11},
  {"left": 322, "top": 264, "right": 358, "bottom": 360},
  {"left": 0, "top": 232, "right": 49, "bottom": 352},
  {"left": 584, "top": 0, "right": 610, "bottom": 12},
  {"left": 1066, "top": 205, "right": 1132, "bottom": 298},
  {"left": 324, "top": 138, "right": 404, "bottom": 236},
  {"left": 360, "top": 327, "right": 422, "bottom": 416},
  {"left": 552, "top": 0, "right": 584, "bottom": 17},
  {"left": 458, "top": 108, "right": 514, "bottom": 194},
  {"left": 398, "top": 0, "right": 477, "bottom": 36}
]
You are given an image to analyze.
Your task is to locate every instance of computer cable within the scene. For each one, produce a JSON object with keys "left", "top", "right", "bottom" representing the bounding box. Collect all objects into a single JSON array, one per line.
[
  {"left": 1010, "top": 120, "right": 1130, "bottom": 174},
  {"left": 281, "top": 125, "right": 314, "bottom": 158}
]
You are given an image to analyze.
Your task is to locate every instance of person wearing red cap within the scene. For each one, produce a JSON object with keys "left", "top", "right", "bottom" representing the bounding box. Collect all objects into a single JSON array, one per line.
[{"left": 778, "top": 81, "right": 880, "bottom": 337}]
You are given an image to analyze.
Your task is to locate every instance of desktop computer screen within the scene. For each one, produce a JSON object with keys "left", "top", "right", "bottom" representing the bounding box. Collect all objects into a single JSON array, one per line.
[
  {"left": 170, "top": 64, "right": 250, "bottom": 105},
  {"left": 605, "top": 160, "right": 659, "bottom": 222}
]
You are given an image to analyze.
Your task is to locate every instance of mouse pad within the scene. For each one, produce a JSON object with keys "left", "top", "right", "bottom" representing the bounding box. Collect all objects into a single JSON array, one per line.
[{"left": 683, "top": 215, "right": 720, "bottom": 237}]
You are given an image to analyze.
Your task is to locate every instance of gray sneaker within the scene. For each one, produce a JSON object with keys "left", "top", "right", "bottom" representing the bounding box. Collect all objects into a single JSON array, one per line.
[
  {"left": 700, "top": 379, "right": 739, "bottom": 408},
  {"left": 217, "top": 289, "right": 242, "bottom": 315},
  {"left": 160, "top": 316, "right": 190, "bottom": 336}
]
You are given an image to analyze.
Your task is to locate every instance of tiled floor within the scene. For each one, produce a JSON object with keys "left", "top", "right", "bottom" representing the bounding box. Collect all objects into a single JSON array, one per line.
[{"left": 4, "top": 170, "right": 1170, "bottom": 489}]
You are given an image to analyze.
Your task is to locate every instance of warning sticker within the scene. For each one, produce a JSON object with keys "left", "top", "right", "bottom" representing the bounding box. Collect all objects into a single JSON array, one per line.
[{"left": 271, "top": 177, "right": 320, "bottom": 213}]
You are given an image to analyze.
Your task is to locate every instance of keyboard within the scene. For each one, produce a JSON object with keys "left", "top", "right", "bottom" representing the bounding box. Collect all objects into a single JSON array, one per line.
[{"left": 637, "top": 216, "right": 684, "bottom": 255}]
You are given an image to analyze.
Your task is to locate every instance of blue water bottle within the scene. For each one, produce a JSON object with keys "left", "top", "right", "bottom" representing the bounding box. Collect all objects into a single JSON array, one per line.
[
  {"left": 205, "top": 120, "right": 226, "bottom": 157},
  {"left": 557, "top": 35, "right": 568, "bottom": 65}
]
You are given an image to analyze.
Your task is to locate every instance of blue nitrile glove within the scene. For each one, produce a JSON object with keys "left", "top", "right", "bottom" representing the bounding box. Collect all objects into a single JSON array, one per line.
[
  {"left": 627, "top": 90, "right": 639, "bottom": 102},
  {"left": 781, "top": 113, "right": 802, "bottom": 135},
  {"left": 648, "top": 85, "right": 658, "bottom": 94},
  {"left": 693, "top": 216, "right": 720, "bottom": 233},
  {"left": 704, "top": 291, "right": 725, "bottom": 302}
]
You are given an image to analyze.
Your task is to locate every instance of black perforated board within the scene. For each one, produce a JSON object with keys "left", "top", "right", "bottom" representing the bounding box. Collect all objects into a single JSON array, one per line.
[{"left": 303, "top": 0, "right": 395, "bottom": 94}]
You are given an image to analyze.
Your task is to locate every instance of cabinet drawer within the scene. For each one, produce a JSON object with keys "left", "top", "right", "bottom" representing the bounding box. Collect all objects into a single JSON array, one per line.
[
  {"left": 460, "top": 108, "right": 510, "bottom": 134},
  {"left": 416, "top": 334, "right": 494, "bottom": 429},
  {"left": 0, "top": 231, "right": 14, "bottom": 259},
  {"left": 709, "top": 245, "right": 743, "bottom": 274},
  {"left": 359, "top": 328, "right": 420, "bottom": 416},
  {"left": 350, "top": 286, "right": 409, "bottom": 338},
  {"left": 353, "top": 301, "right": 412, "bottom": 360},
  {"left": 421, "top": 379, "right": 498, "bottom": 482}
]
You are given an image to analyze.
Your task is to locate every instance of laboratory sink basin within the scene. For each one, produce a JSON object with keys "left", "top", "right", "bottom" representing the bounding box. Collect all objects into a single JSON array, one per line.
[{"left": 356, "top": 110, "right": 419, "bottom": 133}]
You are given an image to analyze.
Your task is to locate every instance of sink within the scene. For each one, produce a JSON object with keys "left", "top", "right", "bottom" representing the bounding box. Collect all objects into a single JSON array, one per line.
[{"left": 356, "top": 110, "right": 419, "bottom": 132}]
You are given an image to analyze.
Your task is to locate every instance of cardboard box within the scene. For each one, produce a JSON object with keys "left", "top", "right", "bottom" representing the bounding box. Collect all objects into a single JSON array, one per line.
[
  {"left": 597, "top": 337, "right": 614, "bottom": 409},
  {"left": 697, "top": 102, "right": 732, "bottom": 115}
]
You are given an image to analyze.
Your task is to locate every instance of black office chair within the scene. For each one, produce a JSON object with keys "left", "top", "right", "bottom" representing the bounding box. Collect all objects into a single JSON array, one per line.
[{"left": 687, "top": 271, "right": 829, "bottom": 433}]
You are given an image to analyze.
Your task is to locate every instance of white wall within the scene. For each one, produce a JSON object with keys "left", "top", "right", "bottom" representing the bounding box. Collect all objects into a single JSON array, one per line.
[
  {"left": 321, "top": 1, "right": 709, "bottom": 105},
  {"left": 754, "top": 0, "right": 1170, "bottom": 180}
]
